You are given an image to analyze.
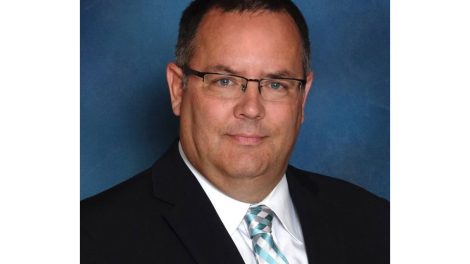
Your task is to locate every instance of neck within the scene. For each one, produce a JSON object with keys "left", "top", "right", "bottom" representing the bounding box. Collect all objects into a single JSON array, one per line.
[{"left": 206, "top": 172, "right": 284, "bottom": 203}]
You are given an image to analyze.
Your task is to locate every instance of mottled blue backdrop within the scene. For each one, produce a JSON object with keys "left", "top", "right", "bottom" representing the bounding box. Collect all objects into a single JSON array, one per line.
[{"left": 81, "top": 0, "right": 390, "bottom": 200}]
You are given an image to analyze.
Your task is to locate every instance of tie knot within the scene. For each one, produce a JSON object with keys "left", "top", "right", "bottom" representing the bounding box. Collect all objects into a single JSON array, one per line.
[{"left": 244, "top": 204, "right": 275, "bottom": 239}]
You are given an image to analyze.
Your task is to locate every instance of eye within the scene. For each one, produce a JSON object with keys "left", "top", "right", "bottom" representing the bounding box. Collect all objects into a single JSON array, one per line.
[
  {"left": 216, "top": 78, "right": 232, "bottom": 87},
  {"left": 270, "top": 82, "right": 281, "bottom": 89},
  {"left": 268, "top": 81, "right": 285, "bottom": 90}
]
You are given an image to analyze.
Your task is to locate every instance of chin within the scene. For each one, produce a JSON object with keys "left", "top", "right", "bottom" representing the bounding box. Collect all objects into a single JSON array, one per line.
[{"left": 219, "top": 156, "right": 270, "bottom": 179}]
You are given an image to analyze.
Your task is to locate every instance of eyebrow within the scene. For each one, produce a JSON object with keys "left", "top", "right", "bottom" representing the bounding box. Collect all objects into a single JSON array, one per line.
[
  {"left": 206, "top": 64, "right": 238, "bottom": 74},
  {"left": 265, "top": 70, "right": 297, "bottom": 79},
  {"left": 206, "top": 64, "right": 300, "bottom": 79}
]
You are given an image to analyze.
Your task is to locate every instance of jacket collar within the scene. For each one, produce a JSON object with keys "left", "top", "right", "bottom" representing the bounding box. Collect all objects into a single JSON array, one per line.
[
  {"left": 286, "top": 166, "right": 344, "bottom": 264},
  {"left": 151, "top": 141, "right": 244, "bottom": 264}
]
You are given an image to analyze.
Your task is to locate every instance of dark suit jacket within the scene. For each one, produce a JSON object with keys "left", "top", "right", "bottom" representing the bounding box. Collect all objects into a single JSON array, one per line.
[{"left": 81, "top": 142, "right": 389, "bottom": 263}]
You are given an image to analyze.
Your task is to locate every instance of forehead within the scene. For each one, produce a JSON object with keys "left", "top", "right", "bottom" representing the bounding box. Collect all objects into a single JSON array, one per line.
[{"left": 190, "top": 9, "right": 304, "bottom": 75}]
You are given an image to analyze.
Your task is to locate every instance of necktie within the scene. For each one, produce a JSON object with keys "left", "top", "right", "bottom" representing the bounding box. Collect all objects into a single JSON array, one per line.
[{"left": 244, "top": 205, "right": 289, "bottom": 264}]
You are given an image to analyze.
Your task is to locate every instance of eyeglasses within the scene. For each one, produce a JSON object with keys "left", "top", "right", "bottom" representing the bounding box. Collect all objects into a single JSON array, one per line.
[{"left": 182, "top": 66, "right": 306, "bottom": 101}]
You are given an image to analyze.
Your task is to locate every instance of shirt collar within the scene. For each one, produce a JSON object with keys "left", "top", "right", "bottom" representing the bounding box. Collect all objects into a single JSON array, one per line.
[
  {"left": 178, "top": 142, "right": 303, "bottom": 243},
  {"left": 256, "top": 176, "right": 304, "bottom": 243}
]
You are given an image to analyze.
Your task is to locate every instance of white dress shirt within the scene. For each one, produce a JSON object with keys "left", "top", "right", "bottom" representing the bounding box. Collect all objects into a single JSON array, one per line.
[{"left": 179, "top": 143, "right": 309, "bottom": 264}]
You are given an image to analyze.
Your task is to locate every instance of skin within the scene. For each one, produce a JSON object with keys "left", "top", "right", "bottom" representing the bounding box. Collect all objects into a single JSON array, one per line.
[{"left": 167, "top": 9, "right": 313, "bottom": 203}]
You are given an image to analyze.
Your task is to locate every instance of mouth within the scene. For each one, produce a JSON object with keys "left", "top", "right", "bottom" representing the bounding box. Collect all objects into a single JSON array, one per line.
[{"left": 227, "top": 134, "right": 267, "bottom": 146}]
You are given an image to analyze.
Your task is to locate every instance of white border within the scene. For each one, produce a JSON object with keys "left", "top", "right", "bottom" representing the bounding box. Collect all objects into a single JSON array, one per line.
[
  {"left": 0, "top": 1, "right": 79, "bottom": 263},
  {"left": 392, "top": 0, "right": 470, "bottom": 263}
]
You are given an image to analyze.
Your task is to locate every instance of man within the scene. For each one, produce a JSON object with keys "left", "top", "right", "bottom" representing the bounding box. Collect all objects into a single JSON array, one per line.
[{"left": 81, "top": 0, "right": 389, "bottom": 263}]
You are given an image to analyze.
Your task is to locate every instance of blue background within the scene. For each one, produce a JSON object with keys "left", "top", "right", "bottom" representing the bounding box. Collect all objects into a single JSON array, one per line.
[{"left": 81, "top": 0, "right": 390, "bottom": 200}]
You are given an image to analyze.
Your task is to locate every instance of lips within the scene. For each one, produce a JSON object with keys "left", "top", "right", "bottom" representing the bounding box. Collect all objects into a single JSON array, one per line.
[{"left": 227, "top": 134, "right": 267, "bottom": 145}]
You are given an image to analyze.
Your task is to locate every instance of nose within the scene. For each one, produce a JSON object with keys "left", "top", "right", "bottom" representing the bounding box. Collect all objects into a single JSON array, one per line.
[{"left": 233, "top": 81, "right": 265, "bottom": 120}]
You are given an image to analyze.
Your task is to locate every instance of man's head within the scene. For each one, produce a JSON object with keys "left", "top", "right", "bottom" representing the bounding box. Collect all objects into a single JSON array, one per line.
[{"left": 167, "top": 0, "right": 313, "bottom": 202}]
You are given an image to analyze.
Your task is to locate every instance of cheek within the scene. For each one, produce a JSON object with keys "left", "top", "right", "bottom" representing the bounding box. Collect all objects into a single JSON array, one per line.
[
  {"left": 186, "top": 94, "right": 231, "bottom": 138},
  {"left": 267, "top": 103, "right": 303, "bottom": 135}
]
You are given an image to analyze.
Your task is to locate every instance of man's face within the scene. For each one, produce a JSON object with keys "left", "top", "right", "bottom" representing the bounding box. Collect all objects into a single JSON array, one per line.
[{"left": 168, "top": 9, "right": 313, "bottom": 192}]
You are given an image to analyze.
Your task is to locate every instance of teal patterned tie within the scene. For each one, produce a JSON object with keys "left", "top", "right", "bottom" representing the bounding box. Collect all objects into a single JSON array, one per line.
[{"left": 244, "top": 205, "right": 289, "bottom": 264}]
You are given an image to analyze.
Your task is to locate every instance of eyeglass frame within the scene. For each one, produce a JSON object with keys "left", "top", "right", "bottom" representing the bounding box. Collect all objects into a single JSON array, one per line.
[{"left": 181, "top": 65, "right": 307, "bottom": 100}]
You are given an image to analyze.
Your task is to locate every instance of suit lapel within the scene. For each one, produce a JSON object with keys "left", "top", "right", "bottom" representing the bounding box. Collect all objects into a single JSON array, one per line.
[
  {"left": 151, "top": 142, "right": 244, "bottom": 264},
  {"left": 287, "top": 166, "right": 344, "bottom": 264}
]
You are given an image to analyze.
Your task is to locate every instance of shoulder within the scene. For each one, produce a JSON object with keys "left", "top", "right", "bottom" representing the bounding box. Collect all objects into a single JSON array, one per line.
[
  {"left": 287, "top": 165, "right": 389, "bottom": 261},
  {"left": 81, "top": 141, "right": 182, "bottom": 210},
  {"left": 287, "top": 165, "right": 389, "bottom": 209},
  {"left": 80, "top": 167, "right": 172, "bottom": 232},
  {"left": 81, "top": 168, "right": 154, "bottom": 211},
  {"left": 286, "top": 165, "right": 389, "bottom": 238},
  {"left": 80, "top": 165, "right": 195, "bottom": 263}
]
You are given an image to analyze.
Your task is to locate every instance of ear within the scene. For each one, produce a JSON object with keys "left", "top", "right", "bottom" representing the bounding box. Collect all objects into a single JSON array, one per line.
[
  {"left": 300, "top": 70, "right": 314, "bottom": 123},
  {"left": 166, "top": 62, "right": 185, "bottom": 116}
]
